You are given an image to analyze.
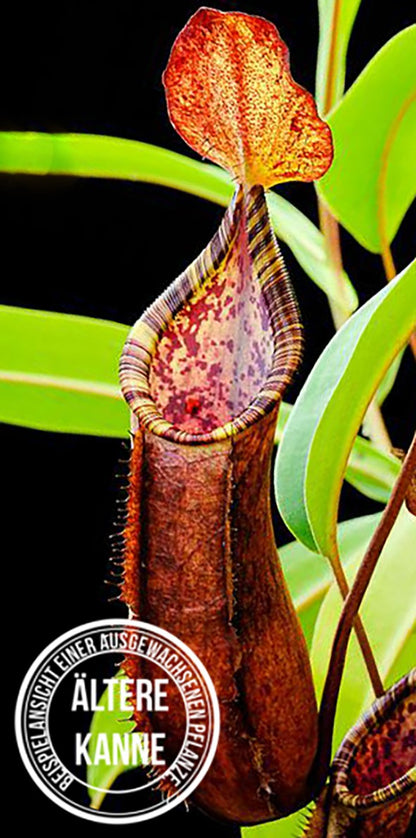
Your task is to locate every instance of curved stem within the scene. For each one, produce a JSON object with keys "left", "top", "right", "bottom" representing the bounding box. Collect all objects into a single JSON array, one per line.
[
  {"left": 317, "top": 199, "right": 392, "bottom": 453},
  {"left": 318, "top": 203, "right": 351, "bottom": 327},
  {"left": 311, "top": 431, "right": 416, "bottom": 794},
  {"left": 380, "top": 242, "right": 396, "bottom": 284},
  {"left": 330, "top": 552, "right": 384, "bottom": 698},
  {"left": 363, "top": 400, "right": 395, "bottom": 454}
]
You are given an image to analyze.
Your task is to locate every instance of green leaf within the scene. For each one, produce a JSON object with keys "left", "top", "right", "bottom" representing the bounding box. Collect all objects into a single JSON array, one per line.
[
  {"left": 274, "top": 401, "right": 292, "bottom": 443},
  {"left": 316, "top": 0, "right": 362, "bottom": 112},
  {"left": 276, "top": 402, "right": 400, "bottom": 504},
  {"left": 87, "top": 671, "right": 140, "bottom": 810},
  {"left": 373, "top": 349, "right": 404, "bottom": 407},
  {"left": 345, "top": 434, "right": 401, "bottom": 503},
  {"left": 311, "top": 505, "right": 416, "bottom": 751},
  {"left": 280, "top": 513, "right": 381, "bottom": 648},
  {"left": 0, "top": 131, "right": 357, "bottom": 313},
  {"left": 318, "top": 26, "right": 416, "bottom": 252},
  {"left": 0, "top": 305, "right": 129, "bottom": 436},
  {"left": 242, "top": 810, "right": 305, "bottom": 838},
  {"left": 386, "top": 625, "right": 416, "bottom": 687},
  {"left": 274, "top": 259, "right": 416, "bottom": 558}
]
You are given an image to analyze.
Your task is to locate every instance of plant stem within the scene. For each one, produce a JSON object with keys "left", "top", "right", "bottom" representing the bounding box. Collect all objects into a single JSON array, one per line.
[
  {"left": 318, "top": 202, "right": 351, "bottom": 328},
  {"left": 317, "top": 200, "right": 392, "bottom": 452},
  {"left": 310, "top": 430, "right": 416, "bottom": 794},
  {"left": 363, "top": 401, "right": 394, "bottom": 453},
  {"left": 380, "top": 240, "right": 396, "bottom": 284},
  {"left": 330, "top": 552, "right": 384, "bottom": 697}
]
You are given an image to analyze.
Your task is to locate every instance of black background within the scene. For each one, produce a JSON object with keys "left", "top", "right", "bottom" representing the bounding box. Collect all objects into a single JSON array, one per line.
[{"left": 2, "top": 1, "right": 415, "bottom": 835}]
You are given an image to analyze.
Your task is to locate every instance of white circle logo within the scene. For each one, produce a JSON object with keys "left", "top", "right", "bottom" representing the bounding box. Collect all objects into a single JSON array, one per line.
[{"left": 15, "top": 619, "right": 220, "bottom": 824}]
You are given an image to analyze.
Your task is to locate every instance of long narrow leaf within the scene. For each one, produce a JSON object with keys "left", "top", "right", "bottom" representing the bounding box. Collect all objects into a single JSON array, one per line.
[
  {"left": 276, "top": 402, "right": 401, "bottom": 504},
  {"left": 280, "top": 512, "right": 381, "bottom": 648},
  {"left": 0, "top": 305, "right": 128, "bottom": 436},
  {"left": 0, "top": 131, "right": 357, "bottom": 312},
  {"left": 275, "top": 259, "right": 416, "bottom": 558},
  {"left": 345, "top": 434, "right": 401, "bottom": 503}
]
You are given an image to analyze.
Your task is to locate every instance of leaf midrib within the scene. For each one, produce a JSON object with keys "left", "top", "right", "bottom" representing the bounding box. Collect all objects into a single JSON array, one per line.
[{"left": 0, "top": 369, "right": 121, "bottom": 398}]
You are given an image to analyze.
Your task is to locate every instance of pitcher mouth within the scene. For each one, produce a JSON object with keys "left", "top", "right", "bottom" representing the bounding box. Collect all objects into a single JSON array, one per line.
[
  {"left": 119, "top": 184, "right": 303, "bottom": 445},
  {"left": 331, "top": 669, "right": 416, "bottom": 812}
]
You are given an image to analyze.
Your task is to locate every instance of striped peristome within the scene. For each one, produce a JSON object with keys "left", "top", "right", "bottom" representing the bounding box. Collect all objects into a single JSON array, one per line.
[
  {"left": 304, "top": 669, "right": 416, "bottom": 836},
  {"left": 119, "top": 184, "right": 303, "bottom": 444}
]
